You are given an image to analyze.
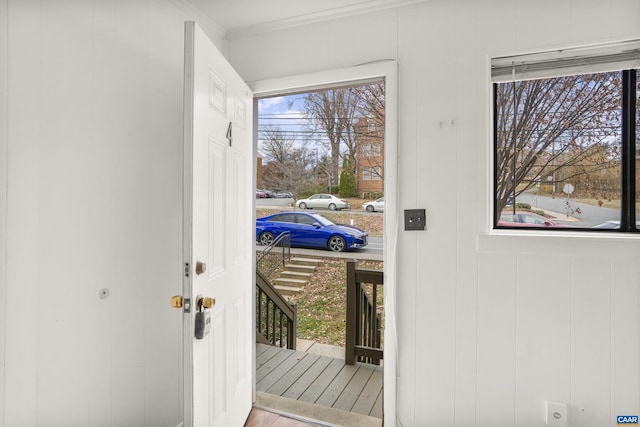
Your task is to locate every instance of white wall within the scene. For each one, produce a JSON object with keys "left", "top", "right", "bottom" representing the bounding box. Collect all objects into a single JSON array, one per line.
[
  {"left": 226, "top": 1, "right": 640, "bottom": 426},
  {"left": 0, "top": 1, "right": 221, "bottom": 425},
  {"left": 0, "top": 0, "right": 7, "bottom": 422}
]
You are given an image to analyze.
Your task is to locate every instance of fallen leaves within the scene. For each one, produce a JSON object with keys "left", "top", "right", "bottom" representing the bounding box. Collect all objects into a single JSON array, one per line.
[{"left": 290, "top": 258, "right": 383, "bottom": 346}]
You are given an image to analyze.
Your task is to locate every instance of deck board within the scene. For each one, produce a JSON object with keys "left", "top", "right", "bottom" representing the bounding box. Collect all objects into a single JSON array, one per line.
[
  {"left": 351, "top": 364, "right": 384, "bottom": 416},
  {"left": 296, "top": 358, "right": 345, "bottom": 404},
  {"left": 267, "top": 352, "right": 320, "bottom": 395},
  {"left": 258, "top": 350, "right": 309, "bottom": 391},
  {"left": 256, "top": 343, "right": 383, "bottom": 419},
  {"left": 331, "top": 363, "right": 375, "bottom": 412},
  {"left": 281, "top": 356, "right": 333, "bottom": 400}
]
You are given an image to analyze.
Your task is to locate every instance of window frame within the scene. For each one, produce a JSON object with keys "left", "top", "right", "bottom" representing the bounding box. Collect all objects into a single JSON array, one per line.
[{"left": 491, "top": 43, "right": 638, "bottom": 233}]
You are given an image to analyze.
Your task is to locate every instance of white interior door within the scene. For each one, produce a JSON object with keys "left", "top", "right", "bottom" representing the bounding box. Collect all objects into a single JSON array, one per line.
[{"left": 182, "top": 21, "right": 253, "bottom": 427}]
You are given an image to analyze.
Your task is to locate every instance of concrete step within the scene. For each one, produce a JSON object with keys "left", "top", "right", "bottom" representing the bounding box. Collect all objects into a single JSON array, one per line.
[
  {"left": 289, "top": 257, "right": 321, "bottom": 267},
  {"left": 274, "top": 277, "right": 308, "bottom": 287},
  {"left": 284, "top": 263, "right": 316, "bottom": 274},
  {"left": 279, "top": 271, "right": 313, "bottom": 280},
  {"left": 274, "top": 284, "right": 305, "bottom": 296}
]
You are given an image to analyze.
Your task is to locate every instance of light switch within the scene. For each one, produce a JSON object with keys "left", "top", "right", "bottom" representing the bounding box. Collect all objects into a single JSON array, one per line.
[
  {"left": 546, "top": 401, "right": 568, "bottom": 427},
  {"left": 404, "top": 209, "right": 426, "bottom": 231}
]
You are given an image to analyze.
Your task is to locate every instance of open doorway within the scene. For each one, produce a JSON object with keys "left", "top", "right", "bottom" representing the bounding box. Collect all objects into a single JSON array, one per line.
[{"left": 250, "top": 62, "right": 398, "bottom": 426}]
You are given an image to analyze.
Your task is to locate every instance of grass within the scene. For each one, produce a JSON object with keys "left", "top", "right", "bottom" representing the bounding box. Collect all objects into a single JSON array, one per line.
[{"left": 288, "top": 258, "right": 383, "bottom": 346}]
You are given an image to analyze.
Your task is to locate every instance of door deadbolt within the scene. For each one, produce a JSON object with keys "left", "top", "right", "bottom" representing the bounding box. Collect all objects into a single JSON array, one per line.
[{"left": 195, "top": 261, "right": 207, "bottom": 275}]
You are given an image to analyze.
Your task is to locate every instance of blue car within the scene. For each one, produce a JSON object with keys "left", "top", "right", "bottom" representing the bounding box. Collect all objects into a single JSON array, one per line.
[{"left": 256, "top": 212, "right": 368, "bottom": 252}]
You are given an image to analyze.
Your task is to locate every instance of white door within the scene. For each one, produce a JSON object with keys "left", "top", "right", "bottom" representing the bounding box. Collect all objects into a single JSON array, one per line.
[{"left": 181, "top": 21, "right": 253, "bottom": 427}]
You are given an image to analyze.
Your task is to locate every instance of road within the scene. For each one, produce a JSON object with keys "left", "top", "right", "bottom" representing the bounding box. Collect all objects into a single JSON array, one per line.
[
  {"left": 516, "top": 192, "right": 619, "bottom": 228},
  {"left": 255, "top": 236, "right": 383, "bottom": 261}
]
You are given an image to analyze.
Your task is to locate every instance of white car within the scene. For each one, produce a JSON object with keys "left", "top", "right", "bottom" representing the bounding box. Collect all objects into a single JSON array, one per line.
[
  {"left": 295, "top": 194, "right": 350, "bottom": 211},
  {"left": 362, "top": 197, "right": 384, "bottom": 212}
]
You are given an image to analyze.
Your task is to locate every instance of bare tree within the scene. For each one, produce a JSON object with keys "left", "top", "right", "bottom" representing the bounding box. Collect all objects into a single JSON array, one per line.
[
  {"left": 259, "top": 124, "right": 316, "bottom": 194},
  {"left": 303, "top": 87, "right": 364, "bottom": 185},
  {"left": 495, "top": 72, "right": 622, "bottom": 219}
]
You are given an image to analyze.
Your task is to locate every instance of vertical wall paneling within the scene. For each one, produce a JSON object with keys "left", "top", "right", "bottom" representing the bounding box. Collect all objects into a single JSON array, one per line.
[
  {"left": 610, "top": 258, "right": 640, "bottom": 426},
  {"left": 395, "top": 5, "right": 419, "bottom": 425},
  {"left": 0, "top": 0, "right": 7, "bottom": 424},
  {"left": 571, "top": 256, "right": 612, "bottom": 426},
  {"left": 413, "top": 1, "right": 457, "bottom": 424},
  {"left": 4, "top": 1, "right": 41, "bottom": 424},
  {"left": 452, "top": 0, "right": 481, "bottom": 423},
  {"left": 515, "top": 254, "right": 572, "bottom": 425},
  {"left": 476, "top": 252, "right": 517, "bottom": 427}
]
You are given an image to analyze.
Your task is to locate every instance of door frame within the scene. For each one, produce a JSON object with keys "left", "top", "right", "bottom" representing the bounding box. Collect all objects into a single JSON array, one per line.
[{"left": 249, "top": 60, "right": 399, "bottom": 426}]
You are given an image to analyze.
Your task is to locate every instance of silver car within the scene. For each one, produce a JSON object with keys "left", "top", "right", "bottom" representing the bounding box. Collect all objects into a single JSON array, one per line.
[
  {"left": 362, "top": 197, "right": 384, "bottom": 212},
  {"left": 295, "top": 194, "right": 350, "bottom": 211}
]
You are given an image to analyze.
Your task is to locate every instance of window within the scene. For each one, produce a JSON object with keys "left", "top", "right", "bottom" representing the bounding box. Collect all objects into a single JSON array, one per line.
[
  {"left": 363, "top": 144, "right": 372, "bottom": 157},
  {"left": 296, "top": 214, "right": 317, "bottom": 226},
  {"left": 363, "top": 167, "right": 372, "bottom": 181},
  {"left": 372, "top": 166, "right": 381, "bottom": 180},
  {"left": 492, "top": 40, "right": 639, "bottom": 231},
  {"left": 269, "top": 214, "right": 296, "bottom": 223},
  {"left": 372, "top": 143, "right": 381, "bottom": 157}
]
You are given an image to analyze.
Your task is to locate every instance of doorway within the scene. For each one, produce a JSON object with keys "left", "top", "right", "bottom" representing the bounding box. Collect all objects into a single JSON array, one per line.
[{"left": 250, "top": 61, "right": 398, "bottom": 425}]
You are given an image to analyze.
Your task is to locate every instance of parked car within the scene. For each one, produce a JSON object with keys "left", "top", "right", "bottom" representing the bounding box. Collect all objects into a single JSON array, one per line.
[
  {"left": 256, "top": 211, "right": 367, "bottom": 252},
  {"left": 274, "top": 191, "right": 294, "bottom": 198},
  {"left": 591, "top": 220, "right": 640, "bottom": 229},
  {"left": 295, "top": 194, "right": 350, "bottom": 211},
  {"left": 497, "top": 211, "right": 572, "bottom": 228},
  {"left": 362, "top": 197, "right": 384, "bottom": 212},
  {"left": 256, "top": 190, "right": 266, "bottom": 198}
]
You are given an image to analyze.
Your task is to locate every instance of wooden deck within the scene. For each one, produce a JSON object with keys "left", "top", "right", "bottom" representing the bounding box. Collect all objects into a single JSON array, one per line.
[{"left": 256, "top": 343, "right": 383, "bottom": 419}]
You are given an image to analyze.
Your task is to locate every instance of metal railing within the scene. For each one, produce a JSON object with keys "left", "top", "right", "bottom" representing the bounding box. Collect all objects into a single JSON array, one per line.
[
  {"left": 256, "top": 231, "right": 291, "bottom": 278},
  {"left": 256, "top": 271, "right": 297, "bottom": 349},
  {"left": 345, "top": 260, "right": 383, "bottom": 365}
]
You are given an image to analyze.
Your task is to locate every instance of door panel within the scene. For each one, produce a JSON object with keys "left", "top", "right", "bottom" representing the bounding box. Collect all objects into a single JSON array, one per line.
[{"left": 183, "top": 21, "right": 253, "bottom": 427}]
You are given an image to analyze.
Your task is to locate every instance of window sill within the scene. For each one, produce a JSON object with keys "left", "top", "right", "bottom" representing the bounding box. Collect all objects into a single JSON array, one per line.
[{"left": 478, "top": 229, "right": 640, "bottom": 257}]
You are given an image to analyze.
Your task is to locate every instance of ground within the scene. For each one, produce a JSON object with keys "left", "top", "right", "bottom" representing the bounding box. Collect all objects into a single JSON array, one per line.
[{"left": 289, "top": 258, "right": 383, "bottom": 346}]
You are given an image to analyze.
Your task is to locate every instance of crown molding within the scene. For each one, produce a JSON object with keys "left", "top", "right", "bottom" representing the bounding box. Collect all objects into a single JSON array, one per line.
[
  {"left": 226, "top": 0, "right": 427, "bottom": 40},
  {"left": 169, "top": 0, "right": 227, "bottom": 41}
]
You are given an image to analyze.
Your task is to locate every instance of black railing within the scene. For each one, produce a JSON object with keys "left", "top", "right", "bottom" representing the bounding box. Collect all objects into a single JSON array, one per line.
[
  {"left": 345, "top": 260, "right": 383, "bottom": 365},
  {"left": 256, "top": 271, "right": 297, "bottom": 349},
  {"left": 256, "top": 231, "right": 291, "bottom": 278}
]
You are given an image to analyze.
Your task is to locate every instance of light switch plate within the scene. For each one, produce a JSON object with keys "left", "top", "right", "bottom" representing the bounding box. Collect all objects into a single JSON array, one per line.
[
  {"left": 404, "top": 209, "right": 426, "bottom": 231},
  {"left": 546, "top": 401, "right": 568, "bottom": 427}
]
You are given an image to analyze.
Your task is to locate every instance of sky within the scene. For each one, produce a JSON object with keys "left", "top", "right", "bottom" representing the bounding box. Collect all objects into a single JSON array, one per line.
[{"left": 257, "top": 94, "right": 326, "bottom": 156}]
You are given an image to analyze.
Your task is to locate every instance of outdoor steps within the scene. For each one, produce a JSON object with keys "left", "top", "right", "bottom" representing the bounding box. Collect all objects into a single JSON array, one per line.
[{"left": 272, "top": 257, "right": 321, "bottom": 296}]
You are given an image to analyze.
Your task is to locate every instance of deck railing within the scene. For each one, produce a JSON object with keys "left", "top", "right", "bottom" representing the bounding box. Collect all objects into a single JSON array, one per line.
[
  {"left": 345, "top": 260, "right": 383, "bottom": 365},
  {"left": 256, "top": 271, "right": 297, "bottom": 349},
  {"left": 256, "top": 231, "right": 291, "bottom": 278}
]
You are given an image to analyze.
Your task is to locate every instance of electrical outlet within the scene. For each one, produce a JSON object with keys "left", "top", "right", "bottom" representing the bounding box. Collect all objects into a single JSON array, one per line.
[
  {"left": 546, "top": 401, "right": 568, "bottom": 427},
  {"left": 404, "top": 209, "right": 426, "bottom": 231}
]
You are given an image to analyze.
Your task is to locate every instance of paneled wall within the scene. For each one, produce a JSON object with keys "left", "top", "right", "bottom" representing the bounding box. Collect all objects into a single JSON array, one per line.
[
  {"left": 0, "top": 1, "right": 215, "bottom": 425},
  {"left": 227, "top": 1, "right": 640, "bottom": 425}
]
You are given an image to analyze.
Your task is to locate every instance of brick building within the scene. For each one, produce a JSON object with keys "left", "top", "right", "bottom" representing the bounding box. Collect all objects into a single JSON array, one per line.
[{"left": 355, "top": 116, "right": 384, "bottom": 198}]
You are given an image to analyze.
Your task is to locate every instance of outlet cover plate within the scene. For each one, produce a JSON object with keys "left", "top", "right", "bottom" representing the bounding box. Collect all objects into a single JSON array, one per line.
[{"left": 546, "top": 401, "right": 568, "bottom": 427}]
